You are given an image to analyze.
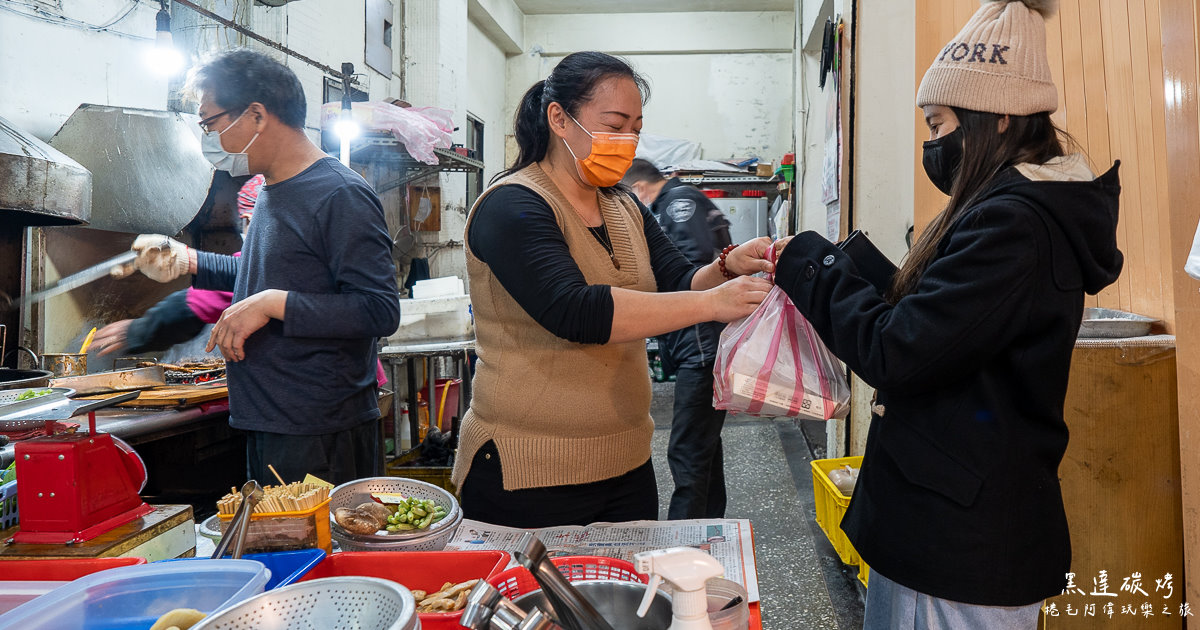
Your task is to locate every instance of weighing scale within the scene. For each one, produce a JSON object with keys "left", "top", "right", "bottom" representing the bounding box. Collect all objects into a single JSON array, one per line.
[{"left": 3, "top": 390, "right": 152, "bottom": 544}]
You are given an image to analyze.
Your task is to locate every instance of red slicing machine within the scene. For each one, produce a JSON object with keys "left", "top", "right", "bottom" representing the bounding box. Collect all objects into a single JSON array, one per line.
[{"left": 7, "top": 391, "right": 152, "bottom": 544}]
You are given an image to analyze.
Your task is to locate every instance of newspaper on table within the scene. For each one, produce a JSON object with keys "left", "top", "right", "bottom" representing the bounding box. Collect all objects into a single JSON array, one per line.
[{"left": 445, "top": 518, "right": 760, "bottom": 602}]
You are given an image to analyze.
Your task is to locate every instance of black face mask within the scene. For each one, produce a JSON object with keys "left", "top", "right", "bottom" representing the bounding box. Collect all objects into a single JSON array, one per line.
[{"left": 922, "top": 127, "right": 964, "bottom": 195}]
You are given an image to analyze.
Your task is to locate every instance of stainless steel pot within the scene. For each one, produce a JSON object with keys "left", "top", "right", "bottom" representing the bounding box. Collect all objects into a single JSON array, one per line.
[
  {"left": 514, "top": 581, "right": 673, "bottom": 630},
  {"left": 0, "top": 369, "right": 52, "bottom": 391}
]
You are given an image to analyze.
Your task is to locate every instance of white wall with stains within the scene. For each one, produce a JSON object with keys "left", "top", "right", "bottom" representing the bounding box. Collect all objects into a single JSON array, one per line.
[{"left": 511, "top": 10, "right": 796, "bottom": 162}]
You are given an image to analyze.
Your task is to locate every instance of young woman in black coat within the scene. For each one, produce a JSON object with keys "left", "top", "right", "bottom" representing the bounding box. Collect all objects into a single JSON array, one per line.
[{"left": 773, "top": 0, "right": 1122, "bottom": 627}]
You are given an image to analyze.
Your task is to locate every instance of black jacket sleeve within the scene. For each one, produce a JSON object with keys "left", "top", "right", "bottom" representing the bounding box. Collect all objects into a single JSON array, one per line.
[
  {"left": 194, "top": 252, "right": 239, "bottom": 292},
  {"left": 638, "top": 198, "right": 700, "bottom": 292},
  {"left": 775, "top": 200, "right": 1040, "bottom": 395},
  {"left": 123, "top": 289, "right": 209, "bottom": 354},
  {"left": 654, "top": 187, "right": 719, "bottom": 265}
]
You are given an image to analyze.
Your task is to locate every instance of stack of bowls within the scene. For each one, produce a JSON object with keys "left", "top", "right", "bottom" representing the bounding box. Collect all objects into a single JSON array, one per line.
[{"left": 329, "top": 477, "right": 462, "bottom": 552}]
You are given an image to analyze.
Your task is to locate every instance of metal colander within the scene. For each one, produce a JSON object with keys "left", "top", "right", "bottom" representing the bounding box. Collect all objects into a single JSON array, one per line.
[
  {"left": 189, "top": 576, "right": 420, "bottom": 630},
  {"left": 328, "top": 477, "right": 460, "bottom": 549}
]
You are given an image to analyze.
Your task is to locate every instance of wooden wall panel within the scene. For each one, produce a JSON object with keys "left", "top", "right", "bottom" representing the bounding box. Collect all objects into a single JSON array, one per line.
[
  {"left": 914, "top": 0, "right": 1176, "bottom": 328},
  {"left": 1159, "top": 0, "right": 1200, "bottom": 612}
]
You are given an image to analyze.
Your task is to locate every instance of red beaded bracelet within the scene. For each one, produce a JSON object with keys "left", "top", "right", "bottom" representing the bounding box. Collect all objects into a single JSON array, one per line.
[{"left": 718, "top": 243, "right": 739, "bottom": 280}]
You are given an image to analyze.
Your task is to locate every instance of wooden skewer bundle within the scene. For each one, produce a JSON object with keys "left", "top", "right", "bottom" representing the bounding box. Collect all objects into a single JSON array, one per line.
[{"left": 216, "top": 482, "right": 330, "bottom": 516}]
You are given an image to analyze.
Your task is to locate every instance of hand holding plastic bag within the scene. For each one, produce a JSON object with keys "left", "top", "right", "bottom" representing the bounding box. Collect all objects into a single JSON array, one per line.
[{"left": 713, "top": 245, "right": 850, "bottom": 420}]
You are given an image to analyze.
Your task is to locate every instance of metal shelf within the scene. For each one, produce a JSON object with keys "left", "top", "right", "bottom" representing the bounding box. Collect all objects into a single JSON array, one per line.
[
  {"left": 676, "top": 176, "right": 778, "bottom": 185},
  {"left": 344, "top": 133, "right": 485, "bottom": 193}
]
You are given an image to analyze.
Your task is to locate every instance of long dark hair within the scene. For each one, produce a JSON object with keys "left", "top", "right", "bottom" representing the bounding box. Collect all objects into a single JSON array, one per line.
[
  {"left": 495, "top": 51, "right": 650, "bottom": 193},
  {"left": 889, "top": 108, "right": 1068, "bottom": 301}
]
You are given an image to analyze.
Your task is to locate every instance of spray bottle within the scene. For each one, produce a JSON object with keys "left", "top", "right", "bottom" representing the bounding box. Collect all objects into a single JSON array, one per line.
[{"left": 634, "top": 547, "right": 725, "bottom": 630}]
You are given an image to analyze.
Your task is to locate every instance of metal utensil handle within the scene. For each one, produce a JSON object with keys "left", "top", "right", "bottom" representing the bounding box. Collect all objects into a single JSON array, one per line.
[
  {"left": 230, "top": 490, "right": 261, "bottom": 559},
  {"left": 211, "top": 504, "right": 246, "bottom": 559},
  {"left": 212, "top": 480, "right": 260, "bottom": 559},
  {"left": 10, "top": 251, "right": 137, "bottom": 309},
  {"left": 514, "top": 533, "right": 615, "bottom": 630}
]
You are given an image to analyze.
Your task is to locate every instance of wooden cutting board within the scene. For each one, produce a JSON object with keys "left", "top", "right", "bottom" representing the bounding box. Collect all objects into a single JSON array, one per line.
[{"left": 78, "top": 385, "right": 228, "bottom": 408}]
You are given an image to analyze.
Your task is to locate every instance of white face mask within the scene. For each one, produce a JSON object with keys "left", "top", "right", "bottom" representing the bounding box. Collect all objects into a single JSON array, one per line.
[{"left": 202, "top": 111, "right": 259, "bottom": 177}]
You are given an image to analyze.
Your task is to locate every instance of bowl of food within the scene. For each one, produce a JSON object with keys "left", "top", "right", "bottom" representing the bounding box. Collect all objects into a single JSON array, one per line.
[{"left": 329, "top": 477, "right": 461, "bottom": 551}]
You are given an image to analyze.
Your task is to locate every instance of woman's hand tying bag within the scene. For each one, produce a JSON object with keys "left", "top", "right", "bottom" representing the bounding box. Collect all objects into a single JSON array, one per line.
[
  {"left": 772, "top": 236, "right": 794, "bottom": 258},
  {"left": 725, "top": 236, "right": 776, "bottom": 276},
  {"left": 706, "top": 275, "right": 774, "bottom": 322}
]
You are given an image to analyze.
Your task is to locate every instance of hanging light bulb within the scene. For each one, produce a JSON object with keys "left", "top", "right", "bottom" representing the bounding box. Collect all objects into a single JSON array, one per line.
[{"left": 146, "top": 1, "right": 184, "bottom": 76}]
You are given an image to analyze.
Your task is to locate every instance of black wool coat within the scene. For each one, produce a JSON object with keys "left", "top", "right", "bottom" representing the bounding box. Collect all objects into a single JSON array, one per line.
[{"left": 776, "top": 162, "right": 1123, "bottom": 606}]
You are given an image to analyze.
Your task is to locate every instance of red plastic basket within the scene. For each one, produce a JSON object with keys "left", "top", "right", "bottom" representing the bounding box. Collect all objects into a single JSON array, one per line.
[
  {"left": 487, "top": 555, "right": 647, "bottom": 600},
  {"left": 0, "top": 557, "right": 146, "bottom": 581},
  {"left": 298, "top": 550, "right": 510, "bottom": 630}
]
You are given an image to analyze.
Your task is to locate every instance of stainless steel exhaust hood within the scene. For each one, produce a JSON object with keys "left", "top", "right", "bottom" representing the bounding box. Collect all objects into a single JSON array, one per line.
[
  {"left": 0, "top": 116, "right": 91, "bottom": 226},
  {"left": 48, "top": 104, "right": 213, "bottom": 235}
]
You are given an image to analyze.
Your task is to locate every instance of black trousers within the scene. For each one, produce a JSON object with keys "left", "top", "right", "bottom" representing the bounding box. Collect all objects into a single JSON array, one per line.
[
  {"left": 460, "top": 440, "right": 659, "bottom": 528},
  {"left": 245, "top": 417, "right": 381, "bottom": 487},
  {"left": 667, "top": 366, "right": 727, "bottom": 520}
]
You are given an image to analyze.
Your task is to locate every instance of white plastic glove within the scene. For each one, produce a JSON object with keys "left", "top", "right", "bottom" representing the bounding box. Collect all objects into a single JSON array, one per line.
[{"left": 121, "top": 234, "right": 190, "bottom": 283}]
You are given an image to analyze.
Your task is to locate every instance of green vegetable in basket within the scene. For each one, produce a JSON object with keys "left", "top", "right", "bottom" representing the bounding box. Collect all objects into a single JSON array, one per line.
[
  {"left": 14, "top": 388, "right": 52, "bottom": 401},
  {"left": 378, "top": 495, "right": 449, "bottom": 534},
  {"left": 1, "top": 463, "right": 14, "bottom": 484}
]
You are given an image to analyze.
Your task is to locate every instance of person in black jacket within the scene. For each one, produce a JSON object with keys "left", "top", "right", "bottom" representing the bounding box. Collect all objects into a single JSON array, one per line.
[
  {"left": 623, "top": 158, "right": 731, "bottom": 519},
  {"left": 772, "top": 0, "right": 1122, "bottom": 627}
]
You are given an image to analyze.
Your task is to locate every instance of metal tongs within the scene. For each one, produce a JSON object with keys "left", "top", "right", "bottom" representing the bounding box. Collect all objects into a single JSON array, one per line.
[
  {"left": 460, "top": 580, "right": 557, "bottom": 630},
  {"left": 212, "top": 480, "right": 263, "bottom": 559},
  {"left": 513, "top": 533, "right": 615, "bottom": 630}
]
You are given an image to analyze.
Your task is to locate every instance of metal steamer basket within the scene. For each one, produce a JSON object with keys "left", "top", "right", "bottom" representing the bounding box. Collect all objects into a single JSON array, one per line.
[
  {"left": 189, "top": 576, "right": 420, "bottom": 630},
  {"left": 329, "top": 477, "right": 461, "bottom": 552}
]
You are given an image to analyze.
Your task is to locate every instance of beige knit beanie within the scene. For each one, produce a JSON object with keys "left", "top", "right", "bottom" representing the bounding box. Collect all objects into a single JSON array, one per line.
[{"left": 916, "top": 0, "right": 1059, "bottom": 115}]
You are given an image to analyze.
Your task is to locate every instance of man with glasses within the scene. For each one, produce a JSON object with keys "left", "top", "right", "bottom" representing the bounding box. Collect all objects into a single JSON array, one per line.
[{"left": 121, "top": 48, "right": 400, "bottom": 485}]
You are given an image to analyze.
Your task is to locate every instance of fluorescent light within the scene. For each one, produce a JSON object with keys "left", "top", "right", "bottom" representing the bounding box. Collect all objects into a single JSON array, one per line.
[
  {"left": 335, "top": 114, "right": 359, "bottom": 140},
  {"left": 146, "top": 7, "right": 184, "bottom": 76}
]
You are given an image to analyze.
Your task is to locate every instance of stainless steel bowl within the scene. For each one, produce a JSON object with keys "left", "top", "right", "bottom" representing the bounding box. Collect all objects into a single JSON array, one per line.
[
  {"left": 513, "top": 580, "right": 672, "bottom": 629},
  {"left": 1078, "top": 307, "right": 1158, "bottom": 339},
  {"left": 0, "top": 369, "right": 52, "bottom": 391},
  {"left": 329, "top": 476, "right": 460, "bottom": 543},
  {"left": 190, "top": 576, "right": 419, "bottom": 630}
]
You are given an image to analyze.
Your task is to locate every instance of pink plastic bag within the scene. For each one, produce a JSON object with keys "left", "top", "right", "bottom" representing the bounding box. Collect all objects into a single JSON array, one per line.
[{"left": 713, "top": 248, "right": 850, "bottom": 420}]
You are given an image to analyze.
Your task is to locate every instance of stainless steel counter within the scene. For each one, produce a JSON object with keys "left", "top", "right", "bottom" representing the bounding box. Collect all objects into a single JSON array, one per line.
[{"left": 1, "top": 404, "right": 229, "bottom": 469}]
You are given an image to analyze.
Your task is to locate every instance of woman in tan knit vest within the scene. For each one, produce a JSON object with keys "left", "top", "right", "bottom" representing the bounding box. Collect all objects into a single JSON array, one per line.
[{"left": 453, "top": 52, "right": 775, "bottom": 528}]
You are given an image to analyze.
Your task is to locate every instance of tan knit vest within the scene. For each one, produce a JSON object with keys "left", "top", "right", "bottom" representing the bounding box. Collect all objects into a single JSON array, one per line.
[{"left": 451, "top": 163, "right": 658, "bottom": 491}]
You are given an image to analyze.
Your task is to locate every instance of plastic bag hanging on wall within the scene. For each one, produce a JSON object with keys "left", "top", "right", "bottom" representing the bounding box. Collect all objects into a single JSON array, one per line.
[
  {"left": 415, "top": 187, "right": 433, "bottom": 223},
  {"left": 1186, "top": 216, "right": 1200, "bottom": 280}
]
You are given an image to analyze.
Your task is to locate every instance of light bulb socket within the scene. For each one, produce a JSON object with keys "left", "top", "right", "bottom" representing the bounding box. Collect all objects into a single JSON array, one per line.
[{"left": 156, "top": 7, "right": 171, "bottom": 33}]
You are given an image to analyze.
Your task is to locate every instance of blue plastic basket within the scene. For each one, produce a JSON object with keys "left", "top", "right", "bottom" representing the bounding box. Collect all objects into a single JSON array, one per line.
[
  {"left": 0, "top": 481, "right": 16, "bottom": 530},
  {"left": 163, "top": 549, "right": 326, "bottom": 590}
]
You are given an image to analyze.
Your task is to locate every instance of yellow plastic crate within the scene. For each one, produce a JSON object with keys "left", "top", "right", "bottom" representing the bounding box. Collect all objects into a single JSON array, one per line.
[{"left": 811, "top": 455, "right": 864, "bottom": 566}]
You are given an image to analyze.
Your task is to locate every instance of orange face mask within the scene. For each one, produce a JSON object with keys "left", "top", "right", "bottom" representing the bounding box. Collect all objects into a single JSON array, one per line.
[{"left": 562, "top": 113, "right": 639, "bottom": 187}]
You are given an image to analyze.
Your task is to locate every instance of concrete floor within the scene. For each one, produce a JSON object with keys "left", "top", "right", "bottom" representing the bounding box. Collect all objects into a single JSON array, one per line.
[{"left": 648, "top": 380, "right": 865, "bottom": 630}]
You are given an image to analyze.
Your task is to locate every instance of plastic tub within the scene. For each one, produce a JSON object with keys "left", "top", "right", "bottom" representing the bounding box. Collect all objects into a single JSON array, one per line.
[
  {"left": 811, "top": 456, "right": 864, "bottom": 566},
  {"left": 0, "top": 558, "right": 146, "bottom": 614},
  {"left": 217, "top": 497, "right": 332, "bottom": 554},
  {"left": 300, "top": 550, "right": 509, "bottom": 629},
  {"left": 0, "top": 559, "right": 269, "bottom": 630},
  {"left": 161, "top": 549, "right": 326, "bottom": 590},
  {"left": 705, "top": 577, "right": 750, "bottom": 630},
  {"left": 390, "top": 295, "right": 473, "bottom": 343}
]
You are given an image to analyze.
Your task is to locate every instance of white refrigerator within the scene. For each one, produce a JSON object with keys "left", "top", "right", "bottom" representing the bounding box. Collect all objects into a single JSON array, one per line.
[{"left": 715, "top": 198, "right": 770, "bottom": 245}]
